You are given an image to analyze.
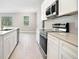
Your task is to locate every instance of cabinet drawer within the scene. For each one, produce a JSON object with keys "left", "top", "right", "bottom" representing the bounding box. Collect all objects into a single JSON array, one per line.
[
  {"left": 48, "top": 35, "right": 59, "bottom": 45},
  {"left": 48, "top": 39, "right": 59, "bottom": 48}
]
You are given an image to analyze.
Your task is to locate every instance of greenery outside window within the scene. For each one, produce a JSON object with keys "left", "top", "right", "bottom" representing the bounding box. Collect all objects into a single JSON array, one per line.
[
  {"left": 1, "top": 16, "right": 12, "bottom": 26},
  {"left": 24, "top": 16, "right": 29, "bottom": 26}
]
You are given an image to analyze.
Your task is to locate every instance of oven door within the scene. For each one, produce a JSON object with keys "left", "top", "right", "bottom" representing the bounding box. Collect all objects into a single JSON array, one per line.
[{"left": 40, "top": 35, "right": 47, "bottom": 54}]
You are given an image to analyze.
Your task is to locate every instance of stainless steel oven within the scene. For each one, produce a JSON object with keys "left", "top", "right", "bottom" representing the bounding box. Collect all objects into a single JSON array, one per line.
[
  {"left": 40, "top": 29, "right": 48, "bottom": 59},
  {"left": 40, "top": 30, "right": 47, "bottom": 54},
  {"left": 39, "top": 23, "right": 69, "bottom": 59}
]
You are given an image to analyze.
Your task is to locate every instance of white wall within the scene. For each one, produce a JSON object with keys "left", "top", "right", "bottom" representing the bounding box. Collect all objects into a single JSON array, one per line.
[
  {"left": 14, "top": 12, "right": 37, "bottom": 32},
  {"left": 0, "top": 12, "right": 37, "bottom": 32}
]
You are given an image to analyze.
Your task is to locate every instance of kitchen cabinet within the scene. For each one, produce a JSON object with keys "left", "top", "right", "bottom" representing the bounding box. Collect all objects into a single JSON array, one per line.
[
  {"left": 0, "top": 36, "right": 3, "bottom": 59},
  {"left": 9, "top": 30, "right": 17, "bottom": 55},
  {"left": 41, "top": 0, "right": 77, "bottom": 20},
  {"left": 41, "top": 4, "right": 47, "bottom": 20},
  {"left": 59, "top": 0, "right": 78, "bottom": 16},
  {"left": 3, "top": 30, "right": 17, "bottom": 59},
  {"left": 47, "top": 33, "right": 78, "bottom": 59},
  {"left": 4, "top": 35, "right": 10, "bottom": 59},
  {"left": 59, "top": 40, "right": 78, "bottom": 59},
  {"left": 0, "top": 28, "right": 19, "bottom": 59},
  {"left": 47, "top": 35, "right": 59, "bottom": 59}
]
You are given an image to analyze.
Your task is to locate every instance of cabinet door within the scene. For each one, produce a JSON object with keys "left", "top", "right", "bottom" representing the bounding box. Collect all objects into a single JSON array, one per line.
[
  {"left": 3, "top": 30, "right": 17, "bottom": 59},
  {"left": 0, "top": 36, "right": 3, "bottom": 59},
  {"left": 47, "top": 35, "right": 59, "bottom": 59},
  {"left": 41, "top": 2, "right": 47, "bottom": 20},
  {"left": 9, "top": 30, "right": 17, "bottom": 53},
  {"left": 59, "top": 0, "right": 78, "bottom": 16},
  {"left": 60, "top": 40, "right": 78, "bottom": 59},
  {"left": 4, "top": 36, "right": 10, "bottom": 59}
]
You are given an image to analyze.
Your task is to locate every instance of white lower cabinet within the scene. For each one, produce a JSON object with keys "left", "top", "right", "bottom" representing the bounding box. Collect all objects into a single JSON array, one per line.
[
  {"left": 47, "top": 35, "right": 59, "bottom": 59},
  {"left": 9, "top": 30, "right": 17, "bottom": 55},
  {"left": 3, "top": 30, "right": 17, "bottom": 59},
  {"left": 4, "top": 36, "right": 10, "bottom": 59},
  {"left": 59, "top": 41, "right": 78, "bottom": 59},
  {"left": 47, "top": 34, "right": 78, "bottom": 59},
  {"left": 0, "top": 36, "right": 3, "bottom": 59}
]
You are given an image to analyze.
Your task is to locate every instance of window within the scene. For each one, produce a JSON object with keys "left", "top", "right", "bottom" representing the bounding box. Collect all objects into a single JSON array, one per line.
[
  {"left": 1, "top": 16, "right": 12, "bottom": 26},
  {"left": 24, "top": 16, "right": 29, "bottom": 26}
]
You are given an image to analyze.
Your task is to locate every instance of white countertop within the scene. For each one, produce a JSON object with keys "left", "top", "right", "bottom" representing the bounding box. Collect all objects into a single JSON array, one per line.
[
  {"left": 0, "top": 31, "right": 10, "bottom": 35},
  {"left": 48, "top": 32, "right": 78, "bottom": 47},
  {"left": 0, "top": 27, "right": 19, "bottom": 36}
]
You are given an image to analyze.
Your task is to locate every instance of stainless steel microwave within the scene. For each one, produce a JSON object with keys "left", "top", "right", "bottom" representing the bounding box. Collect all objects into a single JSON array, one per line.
[{"left": 46, "top": 0, "right": 58, "bottom": 18}]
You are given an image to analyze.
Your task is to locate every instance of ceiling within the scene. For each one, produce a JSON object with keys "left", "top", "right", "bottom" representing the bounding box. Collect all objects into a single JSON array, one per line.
[{"left": 0, "top": 0, "right": 44, "bottom": 12}]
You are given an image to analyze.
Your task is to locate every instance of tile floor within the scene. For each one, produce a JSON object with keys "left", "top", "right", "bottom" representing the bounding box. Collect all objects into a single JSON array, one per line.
[{"left": 10, "top": 33, "right": 43, "bottom": 59}]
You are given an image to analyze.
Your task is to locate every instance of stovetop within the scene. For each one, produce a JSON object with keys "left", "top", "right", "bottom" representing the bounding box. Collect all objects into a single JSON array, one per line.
[
  {"left": 40, "top": 29, "right": 66, "bottom": 39},
  {"left": 40, "top": 29, "right": 56, "bottom": 39},
  {"left": 40, "top": 29, "right": 67, "bottom": 33}
]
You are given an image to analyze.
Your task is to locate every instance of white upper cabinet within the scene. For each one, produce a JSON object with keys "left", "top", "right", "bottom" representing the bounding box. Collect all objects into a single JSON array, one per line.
[
  {"left": 58, "top": 0, "right": 78, "bottom": 16},
  {"left": 41, "top": 3, "right": 47, "bottom": 20},
  {"left": 41, "top": 0, "right": 78, "bottom": 20}
]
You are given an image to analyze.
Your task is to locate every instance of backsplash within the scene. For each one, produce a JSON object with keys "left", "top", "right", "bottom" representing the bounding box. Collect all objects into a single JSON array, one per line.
[{"left": 44, "top": 14, "right": 78, "bottom": 34}]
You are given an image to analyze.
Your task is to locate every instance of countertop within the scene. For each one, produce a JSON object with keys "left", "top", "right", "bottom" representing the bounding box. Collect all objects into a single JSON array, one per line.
[
  {"left": 48, "top": 32, "right": 78, "bottom": 47},
  {"left": 0, "top": 28, "right": 19, "bottom": 36}
]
